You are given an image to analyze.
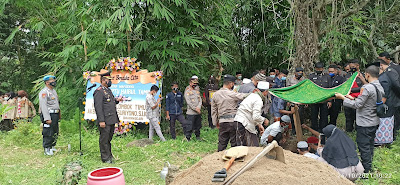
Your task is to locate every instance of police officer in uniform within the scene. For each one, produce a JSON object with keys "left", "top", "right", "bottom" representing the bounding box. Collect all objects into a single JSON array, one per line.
[
  {"left": 94, "top": 71, "right": 122, "bottom": 163},
  {"left": 328, "top": 64, "right": 345, "bottom": 125},
  {"left": 39, "top": 75, "right": 60, "bottom": 156},
  {"left": 344, "top": 59, "right": 364, "bottom": 132},
  {"left": 212, "top": 75, "right": 247, "bottom": 151},
  {"left": 184, "top": 78, "right": 202, "bottom": 141},
  {"left": 308, "top": 62, "right": 332, "bottom": 132}
]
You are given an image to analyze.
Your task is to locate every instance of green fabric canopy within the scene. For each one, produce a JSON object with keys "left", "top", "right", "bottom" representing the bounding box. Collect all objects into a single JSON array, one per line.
[{"left": 269, "top": 72, "right": 358, "bottom": 104}]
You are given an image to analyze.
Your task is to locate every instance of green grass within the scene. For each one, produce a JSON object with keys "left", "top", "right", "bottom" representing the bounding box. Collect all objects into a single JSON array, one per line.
[
  {"left": 0, "top": 117, "right": 218, "bottom": 185},
  {"left": 0, "top": 113, "right": 399, "bottom": 184}
]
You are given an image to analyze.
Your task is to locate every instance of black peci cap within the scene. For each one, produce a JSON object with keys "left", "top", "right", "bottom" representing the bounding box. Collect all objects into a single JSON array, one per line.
[
  {"left": 223, "top": 74, "right": 236, "bottom": 83},
  {"left": 315, "top": 62, "right": 324, "bottom": 68}
]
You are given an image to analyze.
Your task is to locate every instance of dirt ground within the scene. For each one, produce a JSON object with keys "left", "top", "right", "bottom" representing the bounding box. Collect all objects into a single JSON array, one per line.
[{"left": 171, "top": 147, "right": 354, "bottom": 185}]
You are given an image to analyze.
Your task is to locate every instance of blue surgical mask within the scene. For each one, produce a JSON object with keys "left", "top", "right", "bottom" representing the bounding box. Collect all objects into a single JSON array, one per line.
[
  {"left": 329, "top": 73, "right": 335, "bottom": 77},
  {"left": 270, "top": 75, "right": 275, "bottom": 78},
  {"left": 281, "top": 76, "right": 287, "bottom": 81}
]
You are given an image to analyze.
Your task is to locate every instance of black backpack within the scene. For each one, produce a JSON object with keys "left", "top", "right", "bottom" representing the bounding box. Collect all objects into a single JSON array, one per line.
[{"left": 371, "top": 83, "right": 390, "bottom": 118}]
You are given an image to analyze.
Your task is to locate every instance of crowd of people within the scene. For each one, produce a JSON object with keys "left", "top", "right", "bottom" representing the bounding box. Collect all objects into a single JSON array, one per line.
[
  {"left": 145, "top": 51, "right": 399, "bottom": 181},
  {"left": 2, "top": 51, "right": 399, "bottom": 182},
  {"left": 0, "top": 90, "right": 36, "bottom": 131}
]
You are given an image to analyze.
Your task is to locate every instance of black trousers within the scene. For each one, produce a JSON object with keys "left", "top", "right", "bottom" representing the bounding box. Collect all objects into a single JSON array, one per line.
[
  {"left": 0, "top": 119, "right": 14, "bottom": 131},
  {"left": 99, "top": 124, "right": 114, "bottom": 162},
  {"left": 356, "top": 125, "right": 378, "bottom": 173},
  {"left": 310, "top": 103, "right": 329, "bottom": 132},
  {"left": 218, "top": 122, "right": 238, "bottom": 151},
  {"left": 42, "top": 113, "right": 59, "bottom": 148},
  {"left": 207, "top": 105, "right": 214, "bottom": 128},
  {"left": 329, "top": 100, "right": 342, "bottom": 126},
  {"left": 394, "top": 107, "right": 400, "bottom": 140},
  {"left": 184, "top": 114, "right": 202, "bottom": 139},
  {"left": 344, "top": 107, "right": 356, "bottom": 132},
  {"left": 169, "top": 114, "right": 186, "bottom": 139}
]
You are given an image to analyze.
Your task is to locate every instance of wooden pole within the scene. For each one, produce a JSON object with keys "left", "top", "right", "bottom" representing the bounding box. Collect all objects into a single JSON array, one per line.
[{"left": 292, "top": 106, "right": 303, "bottom": 141}]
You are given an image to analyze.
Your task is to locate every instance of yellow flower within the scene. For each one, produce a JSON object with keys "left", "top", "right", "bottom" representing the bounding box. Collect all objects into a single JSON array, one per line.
[
  {"left": 122, "top": 123, "right": 125, "bottom": 126},
  {"left": 91, "top": 119, "right": 95, "bottom": 121},
  {"left": 105, "top": 66, "right": 108, "bottom": 70},
  {"left": 159, "top": 95, "right": 162, "bottom": 98},
  {"left": 81, "top": 118, "right": 84, "bottom": 121},
  {"left": 135, "top": 63, "right": 138, "bottom": 66},
  {"left": 82, "top": 111, "right": 85, "bottom": 114},
  {"left": 158, "top": 122, "right": 160, "bottom": 125},
  {"left": 145, "top": 122, "right": 148, "bottom": 125},
  {"left": 83, "top": 101, "right": 86, "bottom": 105},
  {"left": 158, "top": 104, "right": 161, "bottom": 107},
  {"left": 126, "top": 129, "right": 130, "bottom": 132},
  {"left": 125, "top": 67, "right": 128, "bottom": 70},
  {"left": 83, "top": 92, "right": 86, "bottom": 95}
]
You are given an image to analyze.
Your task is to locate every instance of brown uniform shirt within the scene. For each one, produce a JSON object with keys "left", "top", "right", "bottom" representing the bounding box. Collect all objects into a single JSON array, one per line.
[
  {"left": 184, "top": 86, "right": 202, "bottom": 115},
  {"left": 211, "top": 88, "right": 248, "bottom": 125}
]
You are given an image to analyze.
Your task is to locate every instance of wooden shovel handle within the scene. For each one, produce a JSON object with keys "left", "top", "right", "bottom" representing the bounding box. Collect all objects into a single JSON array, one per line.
[{"left": 224, "top": 157, "right": 236, "bottom": 171}]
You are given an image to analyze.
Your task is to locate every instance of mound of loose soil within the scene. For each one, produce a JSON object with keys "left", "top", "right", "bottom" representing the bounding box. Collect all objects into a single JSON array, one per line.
[
  {"left": 171, "top": 147, "right": 353, "bottom": 185},
  {"left": 126, "top": 138, "right": 154, "bottom": 147}
]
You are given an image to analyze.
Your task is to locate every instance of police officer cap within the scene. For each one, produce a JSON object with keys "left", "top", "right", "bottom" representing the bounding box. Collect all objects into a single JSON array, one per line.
[
  {"left": 100, "top": 71, "right": 112, "bottom": 79},
  {"left": 223, "top": 74, "right": 236, "bottom": 83},
  {"left": 297, "top": 141, "right": 308, "bottom": 149},
  {"left": 43, "top": 75, "right": 56, "bottom": 81},
  {"left": 315, "top": 62, "right": 324, "bottom": 68},
  {"left": 295, "top": 67, "right": 304, "bottom": 72}
]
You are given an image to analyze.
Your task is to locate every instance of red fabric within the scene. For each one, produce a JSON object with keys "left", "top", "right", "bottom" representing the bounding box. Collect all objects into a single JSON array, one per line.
[
  {"left": 307, "top": 136, "right": 319, "bottom": 144},
  {"left": 349, "top": 81, "right": 360, "bottom": 98}
]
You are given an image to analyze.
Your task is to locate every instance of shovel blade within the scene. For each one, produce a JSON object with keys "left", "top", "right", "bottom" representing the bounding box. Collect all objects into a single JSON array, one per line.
[{"left": 266, "top": 146, "right": 285, "bottom": 163}]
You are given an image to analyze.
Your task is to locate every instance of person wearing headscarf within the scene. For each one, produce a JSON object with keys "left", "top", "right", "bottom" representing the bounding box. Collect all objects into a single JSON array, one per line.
[
  {"left": 205, "top": 76, "right": 219, "bottom": 129},
  {"left": 317, "top": 125, "right": 364, "bottom": 181}
]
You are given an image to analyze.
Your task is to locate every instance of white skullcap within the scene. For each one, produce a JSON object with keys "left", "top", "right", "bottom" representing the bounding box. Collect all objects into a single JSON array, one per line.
[{"left": 257, "top": 81, "right": 269, "bottom": 90}]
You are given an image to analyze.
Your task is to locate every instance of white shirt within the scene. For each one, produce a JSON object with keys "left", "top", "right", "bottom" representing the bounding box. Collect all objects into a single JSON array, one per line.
[
  {"left": 234, "top": 93, "right": 266, "bottom": 134},
  {"left": 260, "top": 121, "right": 283, "bottom": 145},
  {"left": 304, "top": 152, "right": 320, "bottom": 159}
]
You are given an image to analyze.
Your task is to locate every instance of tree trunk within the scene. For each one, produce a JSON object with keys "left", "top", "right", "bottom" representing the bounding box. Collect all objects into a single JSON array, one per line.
[{"left": 292, "top": 0, "right": 319, "bottom": 74}]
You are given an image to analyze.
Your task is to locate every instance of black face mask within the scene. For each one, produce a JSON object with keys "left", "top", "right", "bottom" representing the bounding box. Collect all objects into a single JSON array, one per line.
[
  {"left": 316, "top": 71, "right": 323, "bottom": 75},
  {"left": 173, "top": 87, "right": 178, "bottom": 91},
  {"left": 350, "top": 68, "right": 357, "bottom": 72},
  {"left": 49, "top": 82, "right": 57, "bottom": 87},
  {"left": 192, "top": 84, "right": 198, "bottom": 88},
  {"left": 106, "top": 80, "right": 112, "bottom": 87},
  {"left": 296, "top": 73, "right": 303, "bottom": 79}
]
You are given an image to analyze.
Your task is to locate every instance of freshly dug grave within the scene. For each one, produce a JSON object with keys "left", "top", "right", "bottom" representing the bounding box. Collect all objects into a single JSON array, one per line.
[{"left": 171, "top": 147, "right": 354, "bottom": 185}]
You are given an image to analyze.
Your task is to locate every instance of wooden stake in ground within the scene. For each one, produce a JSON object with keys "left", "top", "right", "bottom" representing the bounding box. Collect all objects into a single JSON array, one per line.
[{"left": 292, "top": 106, "right": 303, "bottom": 142}]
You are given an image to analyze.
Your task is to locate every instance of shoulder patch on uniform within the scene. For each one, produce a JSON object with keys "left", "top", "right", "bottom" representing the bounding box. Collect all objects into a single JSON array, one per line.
[
  {"left": 42, "top": 93, "right": 46, "bottom": 98},
  {"left": 96, "top": 87, "right": 102, "bottom": 90},
  {"left": 388, "top": 68, "right": 392, "bottom": 71},
  {"left": 360, "top": 88, "right": 364, "bottom": 95}
]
